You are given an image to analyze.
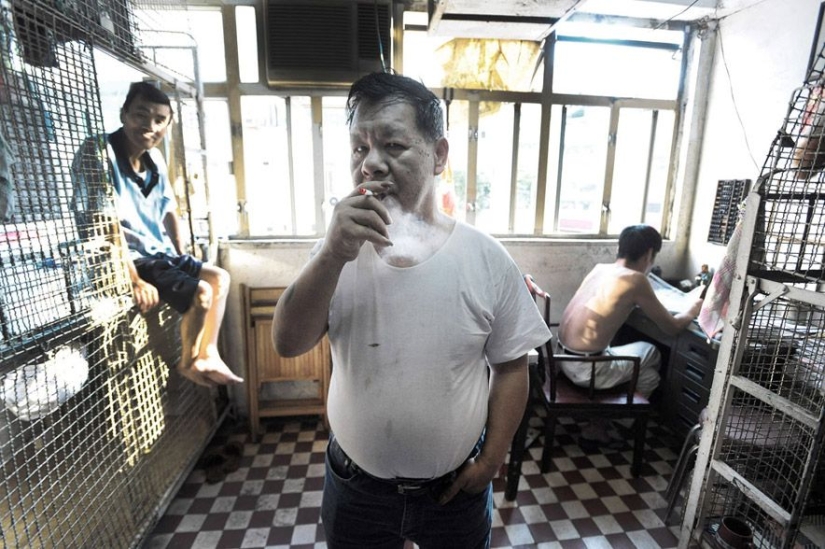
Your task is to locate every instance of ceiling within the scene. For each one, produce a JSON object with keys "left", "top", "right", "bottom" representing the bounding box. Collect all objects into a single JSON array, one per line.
[{"left": 418, "top": 0, "right": 768, "bottom": 40}]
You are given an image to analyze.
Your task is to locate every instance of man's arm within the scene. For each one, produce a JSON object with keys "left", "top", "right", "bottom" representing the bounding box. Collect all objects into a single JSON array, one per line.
[
  {"left": 111, "top": 215, "right": 160, "bottom": 313},
  {"left": 272, "top": 182, "right": 394, "bottom": 357},
  {"left": 125, "top": 253, "right": 160, "bottom": 313},
  {"left": 272, "top": 254, "right": 347, "bottom": 357},
  {"left": 438, "top": 355, "right": 529, "bottom": 504},
  {"left": 162, "top": 210, "right": 186, "bottom": 256},
  {"left": 634, "top": 275, "right": 702, "bottom": 335}
]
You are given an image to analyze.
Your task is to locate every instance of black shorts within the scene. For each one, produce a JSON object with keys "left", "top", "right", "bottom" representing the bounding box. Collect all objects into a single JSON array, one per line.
[{"left": 134, "top": 253, "right": 203, "bottom": 314}]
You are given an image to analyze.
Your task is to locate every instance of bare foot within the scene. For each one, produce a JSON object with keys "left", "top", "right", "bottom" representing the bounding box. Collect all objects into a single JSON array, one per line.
[{"left": 178, "top": 356, "right": 244, "bottom": 386}]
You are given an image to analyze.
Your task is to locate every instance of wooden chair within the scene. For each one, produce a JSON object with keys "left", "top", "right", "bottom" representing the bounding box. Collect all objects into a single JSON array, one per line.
[
  {"left": 242, "top": 285, "right": 331, "bottom": 441},
  {"left": 505, "top": 274, "right": 652, "bottom": 500}
]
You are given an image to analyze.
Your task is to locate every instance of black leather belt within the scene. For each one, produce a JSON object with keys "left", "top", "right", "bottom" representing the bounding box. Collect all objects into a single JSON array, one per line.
[{"left": 330, "top": 435, "right": 480, "bottom": 495}]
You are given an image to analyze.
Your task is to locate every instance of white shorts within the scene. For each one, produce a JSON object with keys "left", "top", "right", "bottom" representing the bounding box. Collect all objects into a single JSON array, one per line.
[{"left": 558, "top": 341, "right": 661, "bottom": 398}]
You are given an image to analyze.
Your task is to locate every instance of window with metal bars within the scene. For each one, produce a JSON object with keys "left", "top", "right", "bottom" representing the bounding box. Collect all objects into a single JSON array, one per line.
[{"left": 235, "top": 16, "right": 687, "bottom": 238}]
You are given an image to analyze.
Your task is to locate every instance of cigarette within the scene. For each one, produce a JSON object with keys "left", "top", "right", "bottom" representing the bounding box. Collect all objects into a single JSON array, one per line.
[{"left": 359, "top": 188, "right": 376, "bottom": 196}]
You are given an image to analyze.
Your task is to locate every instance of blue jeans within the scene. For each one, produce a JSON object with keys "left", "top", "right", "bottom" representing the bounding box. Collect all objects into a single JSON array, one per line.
[{"left": 321, "top": 436, "right": 492, "bottom": 549}]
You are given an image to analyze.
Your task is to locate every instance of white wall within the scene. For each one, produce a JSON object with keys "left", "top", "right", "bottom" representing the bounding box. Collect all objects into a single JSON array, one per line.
[
  {"left": 219, "top": 238, "right": 682, "bottom": 415},
  {"left": 686, "top": 0, "right": 822, "bottom": 274}
]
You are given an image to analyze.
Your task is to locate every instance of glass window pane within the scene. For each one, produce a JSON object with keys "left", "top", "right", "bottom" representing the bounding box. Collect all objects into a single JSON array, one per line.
[
  {"left": 607, "top": 108, "right": 675, "bottom": 234},
  {"left": 241, "top": 96, "right": 292, "bottom": 235},
  {"left": 236, "top": 6, "right": 259, "bottom": 84},
  {"left": 543, "top": 105, "right": 564, "bottom": 233},
  {"left": 289, "top": 97, "right": 318, "bottom": 235},
  {"left": 645, "top": 110, "right": 675, "bottom": 230},
  {"left": 553, "top": 24, "right": 682, "bottom": 100},
  {"left": 201, "top": 100, "right": 237, "bottom": 237},
  {"left": 608, "top": 109, "right": 653, "bottom": 234},
  {"left": 442, "top": 101, "right": 469, "bottom": 223},
  {"left": 475, "top": 103, "right": 514, "bottom": 234},
  {"left": 554, "top": 106, "right": 609, "bottom": 234},
  {"left": 322, "top": 97, "right": 352, "bottom": 230},
  {"left": 514, "top": 103, "right": 541, "bottom": 234},
  {"left": 190, "top": 10, "right": 227, "bottom": 83}
]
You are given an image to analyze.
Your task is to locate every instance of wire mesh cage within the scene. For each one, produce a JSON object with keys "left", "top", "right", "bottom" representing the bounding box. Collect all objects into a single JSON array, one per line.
[
  {"left": 700, "top": 476, "right": 804, "bottom": 549},
  {"left": 752, "top": 68, "right": 825, "bottom": 285},
  {"left": 735, "top": 290, "right": 825, "bottom": 416},
  {"left": 0, "top": 0, "right": 223, "bottom": 546},
  {"left": 717, "top": 387, "right": 816, "bottom": 516},
  {"left": 690, "top": 39, "right": 825, "bottom": 549}
]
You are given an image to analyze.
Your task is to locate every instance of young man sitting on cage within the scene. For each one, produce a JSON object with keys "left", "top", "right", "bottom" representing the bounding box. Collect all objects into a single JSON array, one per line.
[{"left": 71, "top": 81, "right": 242, "bottom": 388}]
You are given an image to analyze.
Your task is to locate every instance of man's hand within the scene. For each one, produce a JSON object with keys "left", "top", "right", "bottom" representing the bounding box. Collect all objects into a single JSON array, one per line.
[
  {"left": 437, "top": 454, "right": 499, "bottom": 505},
  {"left": 132, "top": 278, "right": 160, "bottom": 313},
  {"left": 321, "top": 182, "right": 394, "bottom": 263}
]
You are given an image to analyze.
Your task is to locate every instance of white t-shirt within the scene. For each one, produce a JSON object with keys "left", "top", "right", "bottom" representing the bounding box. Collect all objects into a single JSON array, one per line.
[{"left": 326, "top": 222, "right": 552, "bottom": 479}]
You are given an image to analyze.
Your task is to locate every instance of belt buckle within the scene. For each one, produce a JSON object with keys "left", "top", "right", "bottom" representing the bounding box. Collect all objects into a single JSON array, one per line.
[{"left": 396, "top": 481, "right": 427, "bottom": 495}]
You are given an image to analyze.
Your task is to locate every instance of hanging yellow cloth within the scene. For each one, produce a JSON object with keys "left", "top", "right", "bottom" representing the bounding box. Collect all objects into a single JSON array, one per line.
[{"left": 436, "top": 38, "right": 541, "bottom": 115}]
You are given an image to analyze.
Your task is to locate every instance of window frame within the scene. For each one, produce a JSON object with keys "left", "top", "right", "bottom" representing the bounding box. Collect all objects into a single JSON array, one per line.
[{"left": 212, "top": 5, "right": 692, "bottom": 240}]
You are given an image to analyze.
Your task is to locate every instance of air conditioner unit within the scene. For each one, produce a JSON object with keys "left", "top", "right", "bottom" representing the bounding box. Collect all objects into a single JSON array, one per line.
[{"left": 264, "top": 0, "right": 391, "bottom": 89}]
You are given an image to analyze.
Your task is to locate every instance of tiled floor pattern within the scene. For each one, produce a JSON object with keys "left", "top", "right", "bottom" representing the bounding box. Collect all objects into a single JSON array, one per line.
[{"left": 144, "top": 413, "right": 690, "bottom": 549}]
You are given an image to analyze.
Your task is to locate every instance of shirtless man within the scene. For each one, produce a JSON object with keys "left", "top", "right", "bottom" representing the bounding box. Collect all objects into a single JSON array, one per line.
[{"left": 558, "top": 225, "right": 701, "bottom": 443}]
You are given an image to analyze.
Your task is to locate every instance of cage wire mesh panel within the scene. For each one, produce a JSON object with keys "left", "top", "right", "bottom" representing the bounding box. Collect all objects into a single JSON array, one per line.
[
  {"left": 700, "top": 475, "right": 800, "bottom": 548},
  {"left": 690, "top": 41, "right": 825, "bottom": 549},
  {"left": 742, "top": 288, "right": 825, "bottom": 416},
  {"left": 752, "top": 63, "right": 825, "bottom": 285},
  {"left": 719, "top": 388, "right": 816, "bottom": 515},
  {"left": 0, "top": 0, "right": 222, "bottom": 547},
  {"left": 133, "top": 0, "right": 197, "bottom": 84}
]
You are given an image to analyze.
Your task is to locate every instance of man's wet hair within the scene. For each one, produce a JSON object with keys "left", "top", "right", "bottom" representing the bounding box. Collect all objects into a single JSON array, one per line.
[
  {"left": 121, "top": 81, "right": 172, "bottom": 113},
  {"left": 617, "top": 225, "right": 662, "bottom": 262},
  {"left": 346, "top": 72, "right": 444, "bottom": 141}
]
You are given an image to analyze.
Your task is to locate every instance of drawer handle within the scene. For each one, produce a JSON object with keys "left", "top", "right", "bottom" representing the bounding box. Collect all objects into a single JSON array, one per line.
[
  {"left": 687, "top": 344, "right": 710, "bottom": 360},
  {"left": 678, "top": 413, "right": 696, "bottom": 430},
  {"left": 682, "top": 386, "right": 701, "bottom": 404},
  {"left": 685, "top": 363, "right": 705, "bottom": 382}
]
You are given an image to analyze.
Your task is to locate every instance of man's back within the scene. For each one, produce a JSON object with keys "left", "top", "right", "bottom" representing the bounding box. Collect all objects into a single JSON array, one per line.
[{"left": 559, "top": 263, "right": 650, "bottom": 352}]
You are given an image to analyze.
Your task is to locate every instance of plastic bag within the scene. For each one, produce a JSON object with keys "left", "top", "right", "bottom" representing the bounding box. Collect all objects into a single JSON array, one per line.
[{"left": 2, "top": 343, "right": 89, "bottom": 421}]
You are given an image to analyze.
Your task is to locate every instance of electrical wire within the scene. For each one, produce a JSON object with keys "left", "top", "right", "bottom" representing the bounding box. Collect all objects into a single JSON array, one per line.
[
  {"left": 374, "top": 0, "right": 387, "bottom": 72},
  {"left": 654, "top": 0, "right": 701, "bottom": 30},
  {"left": 715, "top": 0, "right": 772, "bottom": 21},
  {"left": 717, "top": 24, "right": 761, "bottom": 172}
]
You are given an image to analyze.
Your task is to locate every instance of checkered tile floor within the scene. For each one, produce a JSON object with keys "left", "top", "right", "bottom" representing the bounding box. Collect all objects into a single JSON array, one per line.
[{"left": 143, "top": 412, "right": 690, "bottom": 548}]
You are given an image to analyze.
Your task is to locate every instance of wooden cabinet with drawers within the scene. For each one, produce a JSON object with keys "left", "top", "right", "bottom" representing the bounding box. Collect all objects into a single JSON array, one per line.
[
  {"left": 662, "top": 329, "right": 718, "bottom": 436},
  {"left": 621, "top": 309, "right": 720, "bottom": 438}
]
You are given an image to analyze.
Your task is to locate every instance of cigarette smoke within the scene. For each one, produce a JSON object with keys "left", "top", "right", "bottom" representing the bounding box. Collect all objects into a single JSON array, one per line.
[{"left": 377, "top": 197, "right": 442, "bottom": 266}]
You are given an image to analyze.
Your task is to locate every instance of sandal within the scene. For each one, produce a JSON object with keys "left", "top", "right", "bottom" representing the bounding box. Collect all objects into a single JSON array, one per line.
[
  {"left": 202, "top": 450, "right": 228, "bottom": 484},
  {"left": 221, "top": 441, "right": 244, "bottom": 473},
  {"left": 200, "top": 440, "right": 245, "bottom": 484}
]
